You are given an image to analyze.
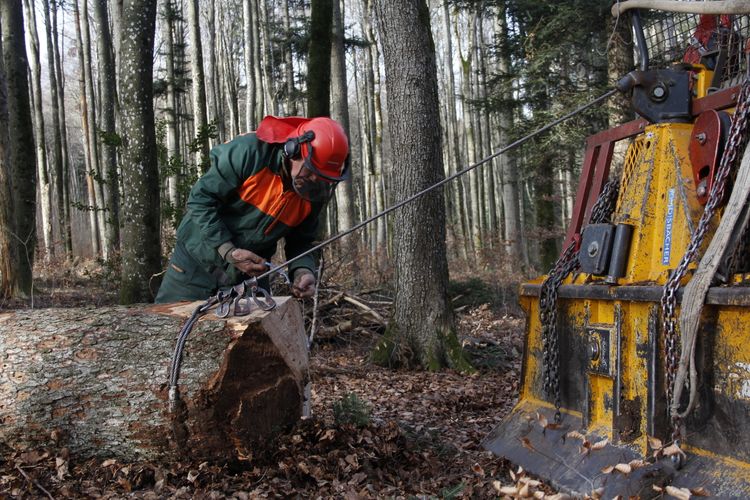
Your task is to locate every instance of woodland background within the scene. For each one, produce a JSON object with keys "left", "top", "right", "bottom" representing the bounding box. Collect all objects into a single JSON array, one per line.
[
  {"left": 0, "top": 0, "right": 633, "bottom": 305},
  {"left": 0, "top": 0, "right": 662, "bottom": 496}
]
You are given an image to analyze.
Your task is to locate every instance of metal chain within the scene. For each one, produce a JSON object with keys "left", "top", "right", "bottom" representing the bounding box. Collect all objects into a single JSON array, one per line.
[
  {"left": 660, "top": 76, "right": 750, "bottom": 444},
  {"left": 541, "top": 178, "right": 620, "bottom": 423}
]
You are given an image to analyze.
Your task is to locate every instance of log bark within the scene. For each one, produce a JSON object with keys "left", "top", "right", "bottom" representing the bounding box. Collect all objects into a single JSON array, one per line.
[{"left": 0, "top": 297, "right": 308, "bottom": 462}]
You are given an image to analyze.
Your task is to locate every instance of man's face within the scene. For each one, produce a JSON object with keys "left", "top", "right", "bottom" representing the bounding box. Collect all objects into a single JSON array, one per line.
[{"left": 289, "top": 158, "right": 336, "bottom": 202}]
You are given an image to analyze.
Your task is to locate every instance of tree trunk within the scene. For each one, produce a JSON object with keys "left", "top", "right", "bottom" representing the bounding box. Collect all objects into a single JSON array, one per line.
[
  {"left": 119, "top": 0, "right": 161, "bottom": 304},
  {"left": 362, "top": 0, "right": 385, "bottom": 252},
  {"left": 477, "top": 16, "right": 496, "bottom": 242},
  {"left": 437, "top": 0, "right": 466, "bottom": 260},
  {"left": 23, "top": 0, "right": 53, "bottom": 262},
  {"left": 81, "top": 0, "right": 108, "bottom": 258},
  {"left": 74, "top": 0, "right": 101, "bottom": 258},
  {"left": 607, "top": 9, "right": 635, "bottom": 173},
  {"left": 331, "top": 0, "right": 354, "bottom": 233},
  {"left": 1, "top": 0, "right": 37, "bottom": 296},
  {"left": 535, "top": 159, "right": 558, "bottom": 270},
  {"left": 111, "top": 0, "right": 123, "bottom": 70},
  {"left": 457, "top": 9, "right": 481, "bottom": 256},
  {"left": 258, "top": 0, "right": 275, "bottom": 115},
  {"left": 41, "top": 0, "right": 66, "bottom": 259},
  {"left": 243, "top": 0, "right": 256, "bottom": 130},
  {"left": 0, "top": 298, "right": 309, "bottom": 462},
  {"left": 162, "top": 0, "right": 181, "bottom": 221},
  {"left": 220, "top": 27, "right": 239, "bottom": 138},
  {"left": 494, "top": 8, "right": 522, "bottom": 266},
  {"left": 307, "top": 0, "right": 332, "bottom": 117},
  {"left": 373, "top": 0, "right": 470, "bottom": 372},
  {"left": 93, "top": 0, "right": 121, "bottom": 255},
  {"left": 282, "top": 0, "right": 296, "bottom": 115},
  {"left": 207, "top": 0, "right": 224, "bottom": 143},
  {"left": 187, "top": 0, "right": 209, "bottom": 171},
  {"left": 251, "top": 0, "right": 264, "bottom": 119},
  {"left": 0, "top": 24, "right": 21, "bottom": 298},
  {"left": 50, "top": 0, "right": 73, "bottom": 256}
]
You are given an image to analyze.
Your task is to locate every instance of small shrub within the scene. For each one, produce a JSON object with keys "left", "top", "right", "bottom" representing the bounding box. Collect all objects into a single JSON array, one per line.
[{"left": 332, "top": 393, "right": 371, "bottom": 427}]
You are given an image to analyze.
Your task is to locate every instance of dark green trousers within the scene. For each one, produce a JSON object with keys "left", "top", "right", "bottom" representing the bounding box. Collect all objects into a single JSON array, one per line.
[
  {"left": 155, "top": 243, "right": 272, "bottom": 303},
  {"left": 155, "top": 243, "right": 225, "bottom": 303}
]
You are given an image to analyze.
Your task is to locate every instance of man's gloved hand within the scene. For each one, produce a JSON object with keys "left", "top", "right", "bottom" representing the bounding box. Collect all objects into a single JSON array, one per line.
[
  {"left": 228, "top": 248, "right": 267, "bottom": 276},
  {"left": 292, "top": 269, "right": 316, "bottom": 298}
]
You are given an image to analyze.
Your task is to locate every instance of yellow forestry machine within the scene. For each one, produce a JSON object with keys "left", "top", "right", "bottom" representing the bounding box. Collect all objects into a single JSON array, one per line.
[{"left": 484, "top": 1, "right": 750, "bottom": 497}]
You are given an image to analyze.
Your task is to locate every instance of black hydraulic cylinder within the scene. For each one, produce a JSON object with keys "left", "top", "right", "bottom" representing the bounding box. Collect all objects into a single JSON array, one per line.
[
  {"left": 631, "top": 10, "right": 649, "bottom": 71},
  {"left": 606, "top": 223, "right": 634, "bottom": 284}
]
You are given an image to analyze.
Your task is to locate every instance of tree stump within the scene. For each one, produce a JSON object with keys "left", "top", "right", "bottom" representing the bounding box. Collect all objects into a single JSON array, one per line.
[{"left": 0, "top": 297, "right": 308, "bottom": 462}]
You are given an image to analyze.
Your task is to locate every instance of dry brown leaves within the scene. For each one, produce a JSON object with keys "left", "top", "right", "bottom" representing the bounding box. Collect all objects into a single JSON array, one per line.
[{"left": 0, "top": 289, "right": 527, "bottom": 498}]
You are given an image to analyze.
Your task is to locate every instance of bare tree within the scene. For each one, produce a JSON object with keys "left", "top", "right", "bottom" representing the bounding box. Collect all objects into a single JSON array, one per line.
[
  {"left": 74, "top": 0, "right": 101, "bottom": 257},
  {"left": 494, "top": 6, "right": 522, "bottom": 265},
  {"left": 207, "top": 0, "right": 224, "bottom": 142},
  {"left": 258, "top": 0, "right": 275, "bottom": 114},
  {"left": 307, "top": 0, "right": 332, "bottom": 118},
  {"left": 251, "top": 0, "right": 264, "bottom": 119},
  {"left": 93, "top": 0, "right": 121, "bottom": 254},
  {"left": 608, "top": 7, "right": 635, "bottom": 171},
  {"left": 282, "top": 0, "right": 296, "bottom": 115},
  {"left": 373, "top": 0, "right": 471, "bottom": 371},
  {"left": 243, "top": 0, "right": 256, "bottom": 129},
  {"left": 362, "top": 0, "right": 386, "bottom": 252},
  {"left": 23, "top": 0, "right": 53, "bottom": 261},
  {"left": 1, "top": 0, "right": 38, "bottom": 296},
  {"left": 162, "top": 0, "right": 181, "bottom": 219},
  {"left": 0, "top": 18, "right": 20, "bottom": 298},
  {"left": 331, "top": 0, "right": 355, "bottom": 233},
  {"left": 439, "top": 0, "right": 470, "bottom": 259},
  {"left": 187, "top": 0, "right": 209, "bottom": 170},
  {"left": 119, "top": 0, "right": 161, "bottom": 303},
  {"left": 41, "top": 0, "right": 69, "bottom": 259}
]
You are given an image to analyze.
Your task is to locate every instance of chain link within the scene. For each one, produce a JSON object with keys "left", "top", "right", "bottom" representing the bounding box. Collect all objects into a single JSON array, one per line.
[
  {"left": 660, "top": 77, "right": 750, "bottom": 443},
  {"left": 540, "top": 178, "right": 620, "bottom": 423}
]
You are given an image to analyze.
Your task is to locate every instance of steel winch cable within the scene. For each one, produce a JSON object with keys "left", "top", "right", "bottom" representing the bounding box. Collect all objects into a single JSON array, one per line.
[{"left": 166, "top": 87, "right": 618, "bottom": 412}]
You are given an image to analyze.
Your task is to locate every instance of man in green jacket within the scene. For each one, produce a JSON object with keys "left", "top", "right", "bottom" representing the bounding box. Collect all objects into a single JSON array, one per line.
[{"left": 155, "top": 116, "right": 350, "bottom": 303}]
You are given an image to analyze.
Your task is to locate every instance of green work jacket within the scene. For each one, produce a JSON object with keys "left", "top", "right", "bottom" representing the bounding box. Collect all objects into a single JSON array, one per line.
[{"left": 176, "top": 132, "right": 322, "bottom": 284}]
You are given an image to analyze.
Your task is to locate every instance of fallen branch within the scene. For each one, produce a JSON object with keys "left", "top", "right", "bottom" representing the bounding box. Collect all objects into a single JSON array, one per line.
[
  {"left": 15, "top": 465, "right": 54, "bottom": 500},
  {"left": 316, "top": 320, "right": 354, "bottom": 338},
  {"left": 343, "top": 294, "right": 385, "bottom": 323}
]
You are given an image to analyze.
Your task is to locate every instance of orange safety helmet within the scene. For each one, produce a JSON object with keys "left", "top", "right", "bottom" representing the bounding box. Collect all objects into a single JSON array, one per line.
[{"left": 257, "top": 116, "right": 350, "bottom": 181}]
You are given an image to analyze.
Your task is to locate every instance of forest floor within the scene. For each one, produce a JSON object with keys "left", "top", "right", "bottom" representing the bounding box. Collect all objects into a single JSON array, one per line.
[{"left": 0, "top": 261, "right": 554, "bottom": 499}]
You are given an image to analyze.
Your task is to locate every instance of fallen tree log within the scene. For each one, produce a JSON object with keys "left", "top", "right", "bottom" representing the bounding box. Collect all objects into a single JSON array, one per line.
[{"left": 0, "top": 297, "right": 308, "bottom": 462}]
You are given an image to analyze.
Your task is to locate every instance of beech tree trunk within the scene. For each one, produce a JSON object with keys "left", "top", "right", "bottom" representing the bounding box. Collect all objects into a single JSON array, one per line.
[
  {"left": 0, "top": 24, "right": 21, "bottom": 298},
  {"left": 41, "top": 0, "right": 67, "bottom": 259},
  {"left": 93, "top": 0, "right": 120, "bottom": 254},
  {"left": 243, "top": 0, "right": 256, "bottom": 130},
  {"left": 49, "top": 0, "right": 73, "bottom": 256},
  {"left": 23, "top": 0, "right": 53, "bottom": 262},
  {"left": 373, "top": 0, "right": 470, "bottom": 371},
  {"left": 331, "top": 0, "right": 355, "bottom": 235},
  {"left": 0, "top": 297, "right": 308, "bottom": 462},
  {"left": 307, "top": 0, "right": 332, "bottom": 117},
  {"left": 119, "top": 0, "right": 161, "bottom": 303},
  {"left": 2, "top": 0, "right": 37, "bottom": 296},
  {"left": 187, "top": 0, "right": 209, "bottom": 171},
  {"left": 162, "top": 0, "right": 181, "bottom": 217}
]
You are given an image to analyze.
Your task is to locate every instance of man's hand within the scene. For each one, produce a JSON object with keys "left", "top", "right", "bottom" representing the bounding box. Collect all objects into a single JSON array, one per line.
[
  {"left": 292, "top": 269, "right": 316, "bottom": 298},
  {"left": 229, "top": 248, "right": 267, "bottom": 276}
]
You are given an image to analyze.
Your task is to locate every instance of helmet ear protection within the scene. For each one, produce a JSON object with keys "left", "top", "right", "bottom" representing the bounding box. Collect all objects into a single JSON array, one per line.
[{"left": 283, "top": 130, "right": 315, "bottom": 160}]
